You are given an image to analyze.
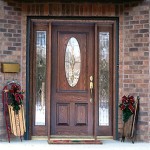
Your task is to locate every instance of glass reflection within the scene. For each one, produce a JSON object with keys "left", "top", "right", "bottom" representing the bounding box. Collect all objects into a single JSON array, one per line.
[
  {"left": 35, "top": 31, "right": 46, "bottom": 125},
  {"left": 65, "top": 37, "right": 81, "bottom": 87},
  {"left": 99, "top": 32, "right": 109, "bottom": 126}
]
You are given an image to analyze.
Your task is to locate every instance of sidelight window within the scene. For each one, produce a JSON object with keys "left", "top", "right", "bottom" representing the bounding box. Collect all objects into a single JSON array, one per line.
[
  {"left": 35, "top": 31, "right": 46, "bottom": 125},
  {"left": 99, "top": 32, "right": 109, "bottom": 126}
]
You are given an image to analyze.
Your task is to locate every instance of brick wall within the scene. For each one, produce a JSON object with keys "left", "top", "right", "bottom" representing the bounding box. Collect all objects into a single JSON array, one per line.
[
  {"left": 121, "top": 1, "right": 150, "bottom": 142},
  {"left": 117, "top": 1, "right": 150, "bottom": 142},
  {"left": 0, "top": 0, "right": 22, "bottom": 141},
  {"left": 0, "top": 0, "right": 150, "bottom": 142}
]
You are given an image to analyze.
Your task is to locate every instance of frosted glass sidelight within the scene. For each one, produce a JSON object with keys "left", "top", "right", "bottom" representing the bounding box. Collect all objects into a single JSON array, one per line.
[
  {"left": 65, "top": 37, "right": 81, "bottom": 87},
  {"left": 99, "top": 32, "right": 109, "bottom": 126},
  {"left": 35, "top": 31, "right": 46, "bottom": 125}
]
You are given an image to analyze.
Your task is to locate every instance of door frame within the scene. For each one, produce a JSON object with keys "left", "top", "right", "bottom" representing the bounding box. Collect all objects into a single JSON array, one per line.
[{"left": 25, "top": 16, "right": 119, "bottom": 140}]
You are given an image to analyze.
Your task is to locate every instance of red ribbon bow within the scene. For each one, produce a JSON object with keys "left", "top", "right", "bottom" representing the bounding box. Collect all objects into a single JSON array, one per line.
[{"left": 119, "top": 95, "right": 135, "bottom": 113}]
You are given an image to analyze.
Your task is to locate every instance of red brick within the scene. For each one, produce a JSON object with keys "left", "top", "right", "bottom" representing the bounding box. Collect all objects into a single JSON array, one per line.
[
  {"left": 8, "top": 29, "right": 16, "bottom": 33},
  {"left": 144, "top": 24, "right": 149, "bottom": 28},
  {"left": 134, "top": 43, "right": 143, "bottom": 47},
  {"left": 134, "top": 61, "right": 143, "bottom": 65},
  {"left": 8, "top": 47, "right": 16, "bottom": 50},
  {"left": 8, "top": 20, "right": 16, "bottom": 24},
  {"left": 140, "top": 10, "right": 149, "bottom": 15},
  {"left": 4, "top": 6, "right": 12, "bottom": 11},
  {"left": 4, "top": 33, "right": 12, "bottom": 37},
  {"left": 132, "top": 70, "right": 142, "bottom": 74},
  {"left": 134, "top": 34, "right": 143, "bottom": 38},
  {"left": 130, "top": 20, "right": 139, "bottom": 24},
  {"left": 8, "top": 38, "right": 17, "bottom": 42},
  {"left": 129, "top": 47, "right": 138, "bottom": 51},
  {"left": 3, "top": 50, "right": 12, "bottom": 55},
  {"left": 0, "top": 28, "right": 7, "bottom": 32},
  {"left": 140, "top": 29, "right": 149, "bottom": 33},
  {"left": 134, "top": 24, "right": 143, "bottom": 29}
]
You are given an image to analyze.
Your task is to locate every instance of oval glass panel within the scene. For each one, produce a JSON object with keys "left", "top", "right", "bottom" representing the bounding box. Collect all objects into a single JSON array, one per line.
[{"left": 65, "top": 37, "right": 81, "bottom": 87}]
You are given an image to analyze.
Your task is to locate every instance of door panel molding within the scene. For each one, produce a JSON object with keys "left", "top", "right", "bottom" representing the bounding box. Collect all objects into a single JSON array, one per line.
[
  {"left": 75, "top": 103, "right": 88, "bottom": 126},
  {"left": 56, "top": 103, "right": 70, "bottom": 126}
]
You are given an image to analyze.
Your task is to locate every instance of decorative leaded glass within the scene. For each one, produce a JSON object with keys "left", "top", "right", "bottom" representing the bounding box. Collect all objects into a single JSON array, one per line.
[
  {"left": 99, "top": 32, "right": 109, "bottom": 126},
  {"left": 65, "top": 37, "right": 81, "bottom": 87},
  {"left": 35, "top": 31, "right": 46, "bottom": 125}
]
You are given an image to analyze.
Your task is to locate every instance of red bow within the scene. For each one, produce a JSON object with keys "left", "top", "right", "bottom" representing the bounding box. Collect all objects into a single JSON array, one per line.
[
  {"left": 119, "top": 95, "right": 135, "bottom": 113},
  {"left": 14, "top": 93, "right": 24, "bottom": 104}
]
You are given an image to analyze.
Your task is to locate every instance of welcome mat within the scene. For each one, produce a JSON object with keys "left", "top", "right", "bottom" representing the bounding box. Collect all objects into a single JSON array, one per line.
[{"left": 48, "top": 139, "right": 102, "bottom": 144}]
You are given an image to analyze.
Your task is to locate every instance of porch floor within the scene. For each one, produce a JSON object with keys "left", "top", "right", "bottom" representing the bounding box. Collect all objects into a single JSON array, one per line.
[{"left": 0, "top": 140, "right": 150, "bottom": 150}]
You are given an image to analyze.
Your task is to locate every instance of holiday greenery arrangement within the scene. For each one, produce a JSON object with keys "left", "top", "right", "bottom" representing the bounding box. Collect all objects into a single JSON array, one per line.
[
  {"left": 119, "top": 95, "right": 135, "bottom": 123},
  {"left": 7, "top": 84, "right": 24, "bottom": 114}
]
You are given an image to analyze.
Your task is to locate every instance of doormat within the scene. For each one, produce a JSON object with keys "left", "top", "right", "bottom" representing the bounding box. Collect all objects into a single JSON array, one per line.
[{"left": 48, "top": 139, "right": 102, "bottom": 144}]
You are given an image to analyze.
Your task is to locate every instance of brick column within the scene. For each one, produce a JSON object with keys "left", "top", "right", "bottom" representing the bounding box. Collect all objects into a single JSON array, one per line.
[
  {"left": 122, "top": 1, "right": 150, "bottom": 142},
  {"left": 0, "top": 0, "right": 22, "bottom": 141}
]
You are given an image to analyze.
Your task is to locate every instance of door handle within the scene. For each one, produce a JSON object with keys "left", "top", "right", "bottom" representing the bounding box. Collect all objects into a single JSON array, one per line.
[{"left": 90, "top": 76, "right": 93, "bottom": 103}]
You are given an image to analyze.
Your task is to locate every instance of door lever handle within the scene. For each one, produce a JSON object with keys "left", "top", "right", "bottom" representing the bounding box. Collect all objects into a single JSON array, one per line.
[{"left": 90, "top": 76, "right": 93, "bottom": 103}]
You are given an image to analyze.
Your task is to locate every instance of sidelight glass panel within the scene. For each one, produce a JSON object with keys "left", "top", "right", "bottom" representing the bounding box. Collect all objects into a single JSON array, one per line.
[
  {"left": 65, "top": 37, "right": 81, "bottom": 87},
  {"left": 99, "top": 32, "right": 109, "bottom": 126},
  {"left": 35, "top": 31, "right": 46, "bottom": 125}
]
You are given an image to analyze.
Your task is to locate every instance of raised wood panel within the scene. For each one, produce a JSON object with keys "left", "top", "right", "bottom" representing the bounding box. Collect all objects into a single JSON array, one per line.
[
  {"left": 75, "top": 103, "right": 88, "bottom": 126},
  {"left": 22, "top": 3, "right": 116, "bottom": 16},
  {"left": 56, "top": 103, "right": 70, "bottom": 126}
]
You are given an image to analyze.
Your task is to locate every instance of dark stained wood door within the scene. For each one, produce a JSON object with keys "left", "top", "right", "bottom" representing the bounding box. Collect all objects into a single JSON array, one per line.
[
  {"left": 51, "top": 23, "right": 94, "bottom": 136},
  {"left": 30, "top": 20, "right": 116, "bottom": 139}
]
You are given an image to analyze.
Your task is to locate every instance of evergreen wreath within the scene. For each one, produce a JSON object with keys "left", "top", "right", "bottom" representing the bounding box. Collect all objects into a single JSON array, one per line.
[{"left": 119, "top": 95, "right": 135, "bottom": 122}]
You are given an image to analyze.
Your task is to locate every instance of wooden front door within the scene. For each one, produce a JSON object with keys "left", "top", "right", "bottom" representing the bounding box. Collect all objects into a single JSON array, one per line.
[
  {"left": 51, "top": 24, "right": 94, "bottom": 136},
  {"left": 29, "top": 19, "right": 117, "bottom": 139}
]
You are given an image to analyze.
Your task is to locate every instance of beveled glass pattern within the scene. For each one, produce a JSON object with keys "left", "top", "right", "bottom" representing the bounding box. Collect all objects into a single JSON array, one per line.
[
  {"left": 99, "top": 32, "right": 109, "bottom": 126},
  {"left": 65, "top": 37, "right": 81, "bottom": 87},
  {"left": 35, "top": 31, "right": 46, "bottom": 125}
]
